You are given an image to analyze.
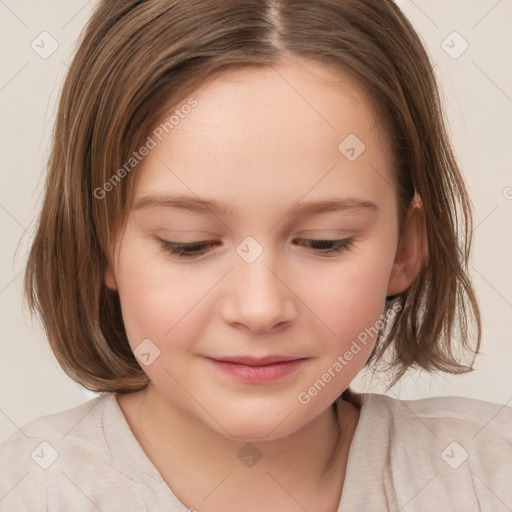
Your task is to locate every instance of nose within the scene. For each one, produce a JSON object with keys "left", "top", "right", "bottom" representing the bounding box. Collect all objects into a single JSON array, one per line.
[{"left": 221, "top": 251, "right": 296, "bottom": 334}]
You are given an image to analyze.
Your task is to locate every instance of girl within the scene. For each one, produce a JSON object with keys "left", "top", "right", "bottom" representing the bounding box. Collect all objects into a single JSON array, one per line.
[{"left": 1, "top": 0, "right": 510, "bottom": 510}]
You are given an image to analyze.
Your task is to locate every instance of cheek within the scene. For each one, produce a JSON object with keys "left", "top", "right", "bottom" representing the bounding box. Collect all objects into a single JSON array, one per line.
[
  {"left": 115, "top": 224, "right": 396, "bottom": 361},
  {"left": 301, "top": 237, "right": 396, "bottom": 352},
  {"left": 114, "top": 240, "right": 211, "bottom": 352}
]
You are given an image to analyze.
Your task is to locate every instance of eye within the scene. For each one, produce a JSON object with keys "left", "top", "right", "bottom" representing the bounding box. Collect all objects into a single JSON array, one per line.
[
  {"left": 157, "top": 239, "right": 220, "bottom": 258},
  {"left": 157, "top": 237, "right": 354, "bottom": 258},
  {"left": 294, "top": 238, "right": 354, "bottom": 255}
]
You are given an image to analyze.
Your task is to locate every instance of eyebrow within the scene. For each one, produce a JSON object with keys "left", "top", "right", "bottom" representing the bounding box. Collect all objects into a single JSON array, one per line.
[{"left": 132, "top": 193, "right": 378, "bottom": 218}]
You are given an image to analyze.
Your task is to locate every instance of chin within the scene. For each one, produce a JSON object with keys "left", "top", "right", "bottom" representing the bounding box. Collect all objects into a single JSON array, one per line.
[
  {"left": 202, "top": 401, "right": 314, "bottom": 442},
  {"left": 221, "top": 422, "right": 296, "bottom": 442}
]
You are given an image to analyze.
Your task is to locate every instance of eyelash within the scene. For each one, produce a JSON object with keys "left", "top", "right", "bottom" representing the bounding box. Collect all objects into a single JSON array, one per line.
[{"left": 157, "top": 238, "right": 354, "bottom": 258}]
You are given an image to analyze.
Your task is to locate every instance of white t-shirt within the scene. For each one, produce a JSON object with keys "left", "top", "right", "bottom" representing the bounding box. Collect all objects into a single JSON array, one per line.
[{"left": 0, "top": 391, "right": 510, "bottom": 511}]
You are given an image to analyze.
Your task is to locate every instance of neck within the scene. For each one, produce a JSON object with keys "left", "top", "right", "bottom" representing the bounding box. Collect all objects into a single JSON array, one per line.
[{"left": 118, "top": 385, "right": 359, "bottom": 511}]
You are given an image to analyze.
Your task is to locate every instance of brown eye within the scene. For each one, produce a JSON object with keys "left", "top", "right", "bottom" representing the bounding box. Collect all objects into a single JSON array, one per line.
[
  {"left": 294, "top": 238, "right": 354, "bottom": 255},
  {"left": 157, "top": 237, "right": 354, "bottom": 259},
  {"left": 158, "top": 239, "right": 220, "bottom": 258}
]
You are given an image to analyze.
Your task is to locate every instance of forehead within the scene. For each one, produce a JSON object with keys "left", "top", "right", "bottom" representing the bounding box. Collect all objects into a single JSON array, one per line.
[
  {"left": 170, "top": 58, "right": 380, "bottom": 145},
  {"left": 133, "top": 58, "right": 394, "bottom": 212}
]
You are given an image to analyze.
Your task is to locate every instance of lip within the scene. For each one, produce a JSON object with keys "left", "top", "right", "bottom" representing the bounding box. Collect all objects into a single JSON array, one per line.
[{"left": 204, "top": 355, "right": 307, "bottom": 384}]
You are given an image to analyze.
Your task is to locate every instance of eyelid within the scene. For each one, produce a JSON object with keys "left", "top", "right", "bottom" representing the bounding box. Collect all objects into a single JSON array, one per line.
[{"left": 156, "top": 236, "right": 355, "bottom": 259}]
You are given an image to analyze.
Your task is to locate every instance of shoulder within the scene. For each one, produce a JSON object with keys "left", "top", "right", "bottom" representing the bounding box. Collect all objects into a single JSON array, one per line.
[
  {"left": 366, "top": 392, "right": 512, "bottom": 441},
  {"left": 360, "top": 392, "right": 512, "bottom": 508},
  {"left": 0, "top": 394, "right": 110, "bottom": 457},
  {"left": 0, "top": 394, "right": 119, "bottom": 511}
]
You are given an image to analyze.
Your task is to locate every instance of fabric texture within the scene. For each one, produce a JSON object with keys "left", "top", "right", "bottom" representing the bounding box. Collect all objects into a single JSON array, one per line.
[{"left": 1, "top": 390, "right": 511, "bottom": 511}]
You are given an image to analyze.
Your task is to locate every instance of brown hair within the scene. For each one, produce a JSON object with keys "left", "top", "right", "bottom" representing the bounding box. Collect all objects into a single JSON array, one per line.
[{"left": 21, "top": 0, "right": 481, "bottom": 393}]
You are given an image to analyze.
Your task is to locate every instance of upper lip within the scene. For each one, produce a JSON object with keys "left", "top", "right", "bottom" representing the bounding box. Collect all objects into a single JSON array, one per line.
[{"left": 206, "top": 355, "right": 305, "bottom": 366}]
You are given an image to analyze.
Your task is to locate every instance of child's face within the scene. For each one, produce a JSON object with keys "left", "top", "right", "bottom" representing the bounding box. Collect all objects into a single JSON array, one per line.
[{"left": 105, "top": 57, "right": 410, "bottom": 439}]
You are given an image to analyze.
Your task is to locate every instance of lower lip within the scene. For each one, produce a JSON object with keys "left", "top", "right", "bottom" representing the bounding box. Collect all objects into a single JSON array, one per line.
[{"left": 206, "top": 358, "right": 306, "bottom": 384}]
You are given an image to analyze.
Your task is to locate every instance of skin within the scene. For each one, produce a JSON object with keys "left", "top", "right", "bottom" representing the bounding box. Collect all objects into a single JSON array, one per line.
[{"left": 105, "top": 56, "right": 425, "bottom": 511}]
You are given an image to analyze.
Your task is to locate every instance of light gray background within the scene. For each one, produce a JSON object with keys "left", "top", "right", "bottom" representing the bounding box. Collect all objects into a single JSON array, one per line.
[{"left": 1, "top": 0, "right": 511, "bottom": 444}]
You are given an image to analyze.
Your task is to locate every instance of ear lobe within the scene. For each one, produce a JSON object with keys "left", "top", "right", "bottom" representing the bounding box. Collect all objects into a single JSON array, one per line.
[
  {"left": 387, "top": 195, "right": 427, "bottom": 296},
  {"left": 104, "top": 263, "right": 118, "bottom": 291},
  {"left": 104, "top": 253, "right": 118, "bottom": 291}
]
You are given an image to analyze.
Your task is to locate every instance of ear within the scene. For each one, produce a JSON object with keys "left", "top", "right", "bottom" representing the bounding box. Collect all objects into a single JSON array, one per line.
[
  {"left": 104, "top": 244, "right": 119, "bottom": 291},
  {"left": 104, "top": 261, "right": 118, "bottom": 291},
  {"left": 387, "top": 194, "right": 427, "bottom": 296}
]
